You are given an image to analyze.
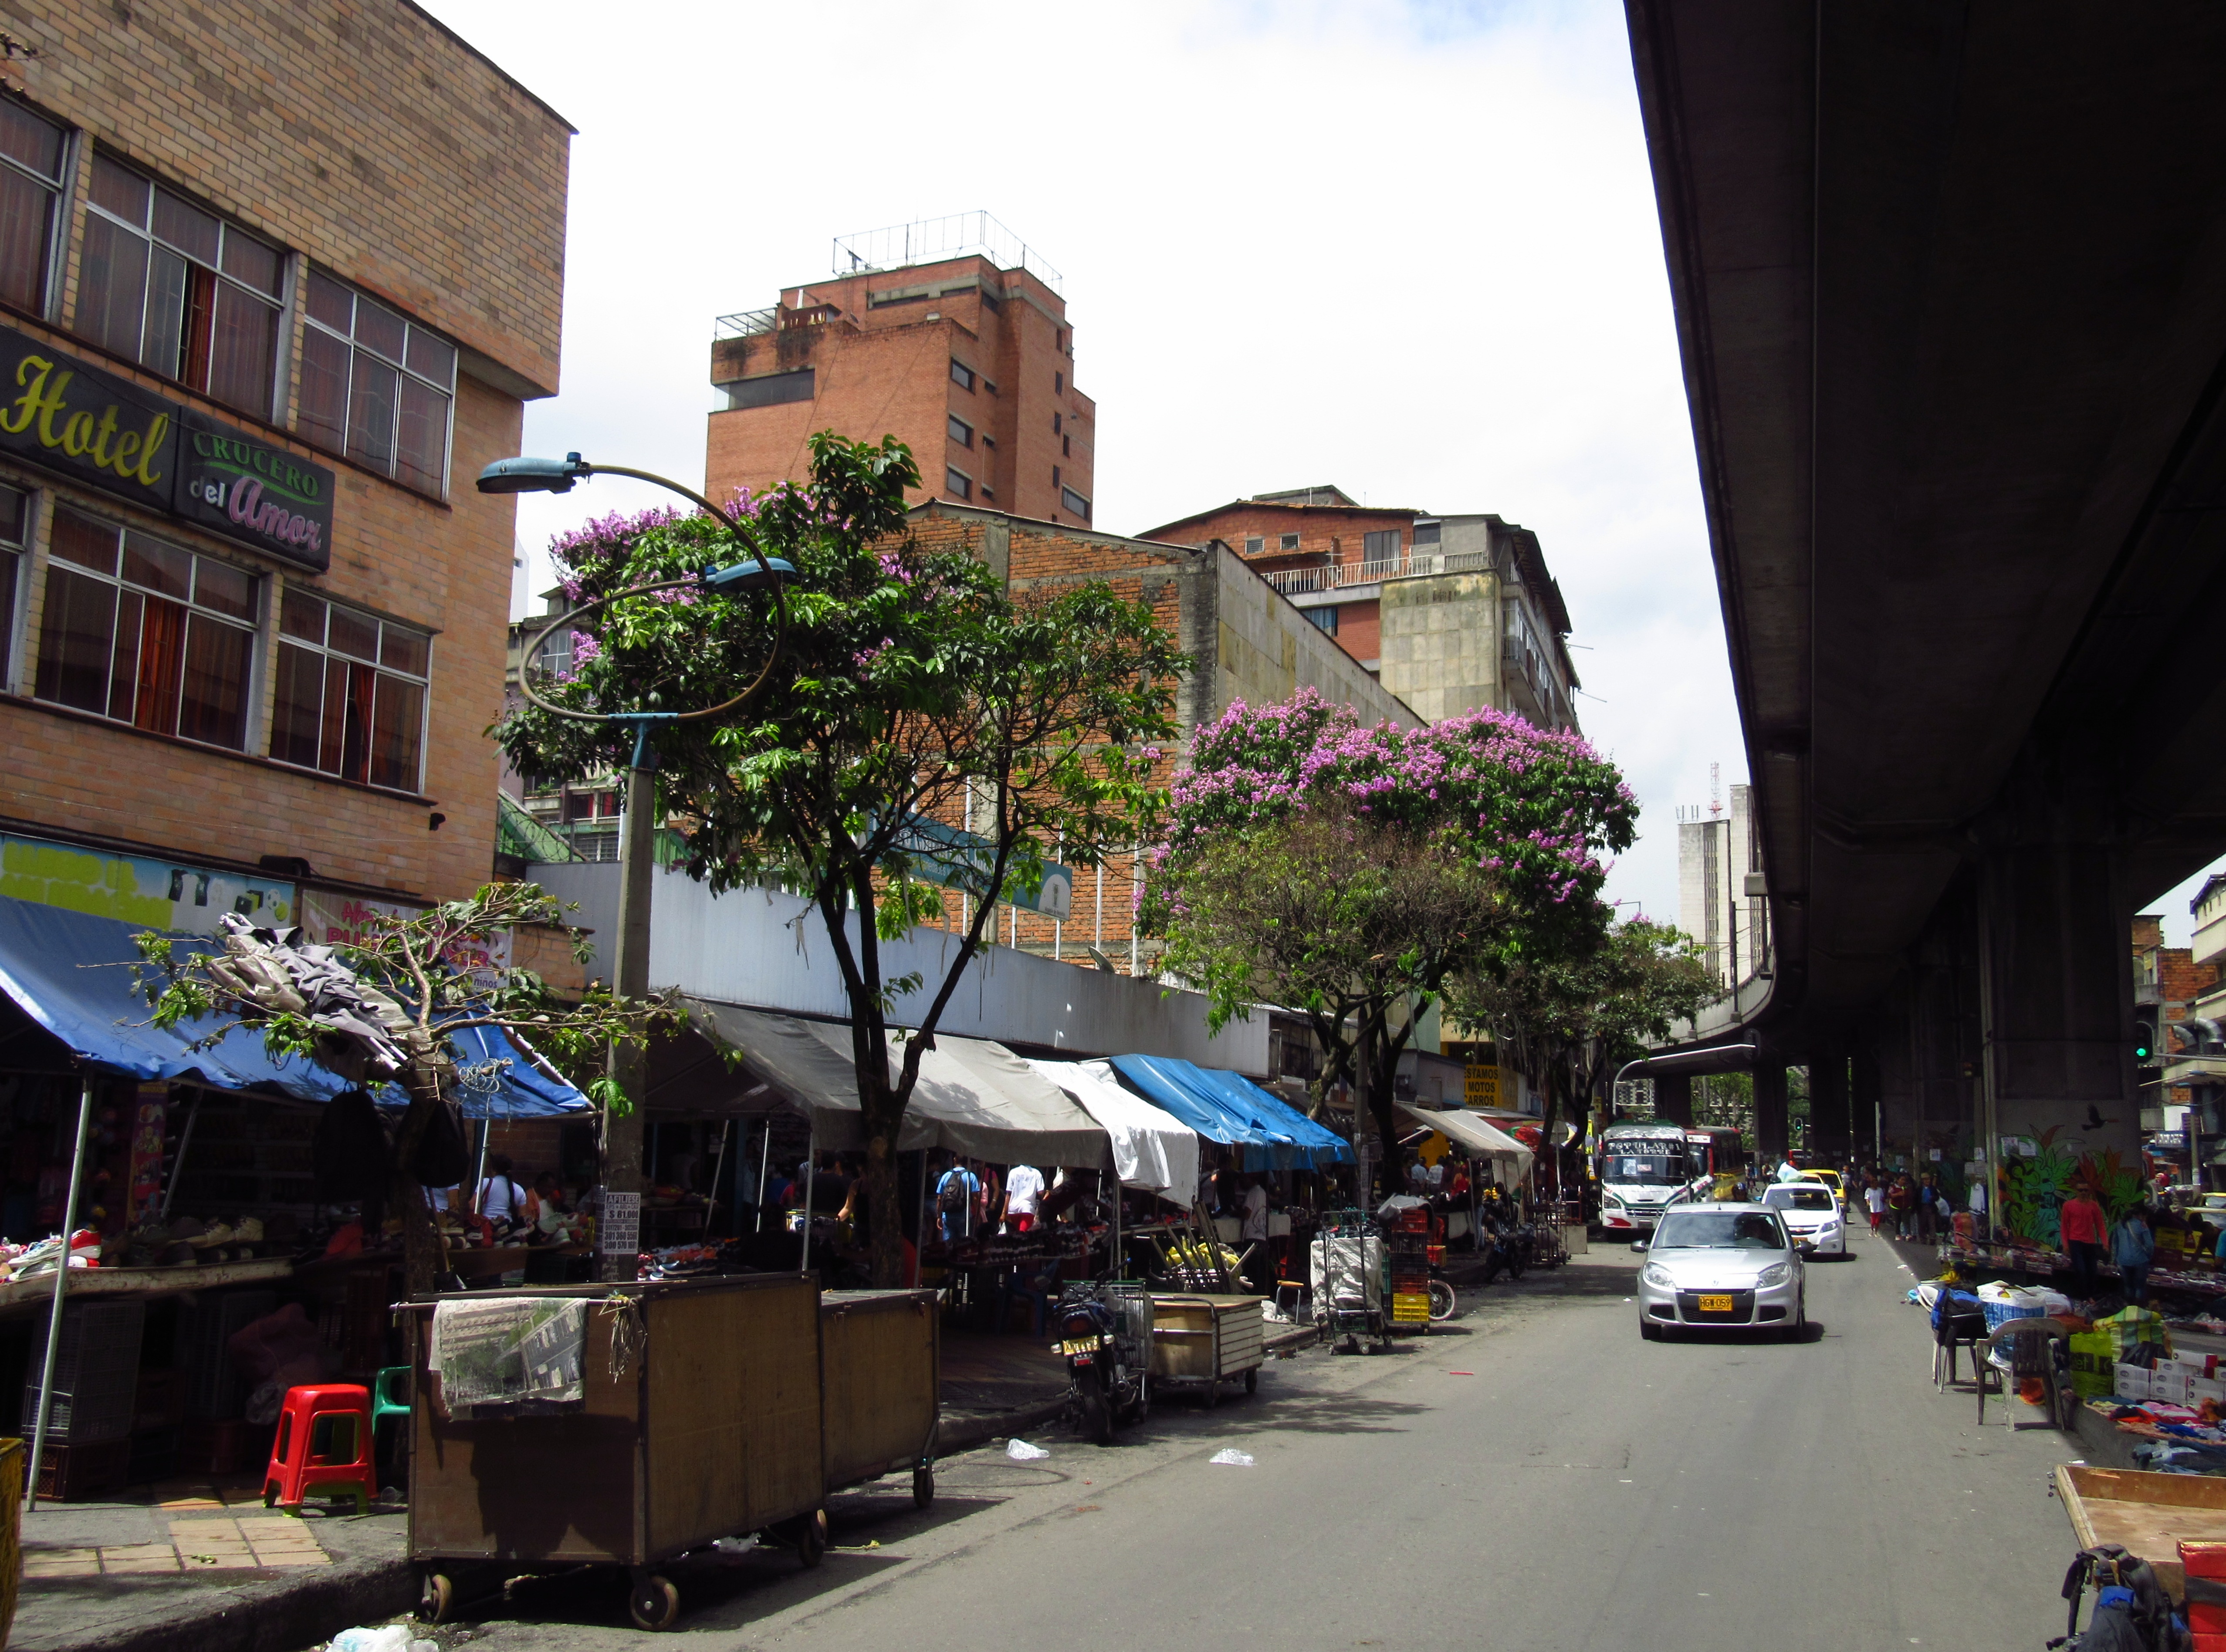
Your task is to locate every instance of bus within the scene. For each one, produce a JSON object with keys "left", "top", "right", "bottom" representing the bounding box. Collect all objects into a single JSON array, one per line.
[
  {"left": 1684, "top": 1127, "right": 1749, "bottom": 1200},
  {"left": 1597, "top": 1121, "right": 1700, "bottom": 1233}
]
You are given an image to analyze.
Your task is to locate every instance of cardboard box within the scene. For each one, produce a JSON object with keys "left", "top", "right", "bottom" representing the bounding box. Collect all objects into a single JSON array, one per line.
[{"left": 2116, "top": 1364, "right": 2153, "bottom": 1401}]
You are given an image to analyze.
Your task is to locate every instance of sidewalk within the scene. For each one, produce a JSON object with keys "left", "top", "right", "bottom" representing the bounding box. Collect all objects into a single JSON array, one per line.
[
  {"left": 13, "top": 1474, "right": 412, "bottom": 1652},
  {"left": 10, "top": 1332, "right": 1078, "bottom": 1652}
]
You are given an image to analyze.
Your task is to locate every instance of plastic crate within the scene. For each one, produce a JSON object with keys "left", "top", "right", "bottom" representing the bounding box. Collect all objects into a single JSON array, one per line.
[
  {"left": 21, "top": 1301, "right": 146, "bottom": 1445},
  {"left": 177, "top": 1290, "right": 275, "bottom": 1420},
  {"left": 33, "top": 1438, "right": 128, "bottom": 1502}
]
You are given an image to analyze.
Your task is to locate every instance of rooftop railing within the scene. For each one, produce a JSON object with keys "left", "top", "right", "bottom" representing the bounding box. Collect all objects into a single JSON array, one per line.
[{"left": 1261, "top": 547, "right": 1494, "bottom": 595}]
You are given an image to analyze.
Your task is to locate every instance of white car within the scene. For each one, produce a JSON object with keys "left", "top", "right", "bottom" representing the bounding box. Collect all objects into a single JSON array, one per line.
[
  {"left": 1634, "top": 1204, "right": 1806, "bottom": 1341},
  {"left": 1762, "top": 1181, "right": 1848, "bottom": 1257}
]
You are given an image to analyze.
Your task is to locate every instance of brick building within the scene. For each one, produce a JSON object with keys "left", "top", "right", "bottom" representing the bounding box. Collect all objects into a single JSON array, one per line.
[
  {"left": 1140, "top": 488, "right": 1584, "bottom": 733},
  {"left": 0, "top": 1, "right": 569, "bottom": 922},
  {"left": 706, "top": 214, "right": 1094, "bottom": 530}
]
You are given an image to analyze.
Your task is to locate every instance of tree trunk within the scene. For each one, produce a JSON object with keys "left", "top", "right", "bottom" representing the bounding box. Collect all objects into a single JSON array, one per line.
[
  {"left": 862, "top": 1125, "right": 906, "bottom": 1287},
  {"left": 391, "top": 1065, "right": 447, "bottom": 1297}
]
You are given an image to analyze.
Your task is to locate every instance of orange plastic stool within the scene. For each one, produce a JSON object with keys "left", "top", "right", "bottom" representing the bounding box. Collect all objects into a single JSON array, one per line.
[{"left": 264, "top": 1383, "right": 375, "bottom": 1516}]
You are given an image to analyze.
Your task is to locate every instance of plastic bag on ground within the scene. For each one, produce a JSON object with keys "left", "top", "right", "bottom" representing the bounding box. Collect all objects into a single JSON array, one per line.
[
  {"left": 328, "top": 1628, "right": 415, "bottom": 1652},
  {"left": 1209, "top": 1448, "right": 1255, "bottom": 1466},
  {"left": 1005, "top": 1438, "right": 1049, "bottom": 1460}
]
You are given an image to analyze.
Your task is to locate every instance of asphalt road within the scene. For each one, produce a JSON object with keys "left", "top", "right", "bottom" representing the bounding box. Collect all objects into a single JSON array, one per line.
[{"left": 441, "top": 1223, "right": 2082, "bottom": 1652}]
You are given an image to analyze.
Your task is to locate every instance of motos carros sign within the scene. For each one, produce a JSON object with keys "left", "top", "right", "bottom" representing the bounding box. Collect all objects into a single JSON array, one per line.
[{"left": 0, "top": 323, "right": 334, "bottom": 572}]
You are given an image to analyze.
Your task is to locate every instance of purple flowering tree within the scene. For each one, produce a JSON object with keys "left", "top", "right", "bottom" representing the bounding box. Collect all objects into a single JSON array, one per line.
[
  {"left": 1140, "top": 689, "right": 1637, "bottom": 1185},
  {"left": 499, "top": 434, "right": 1187, "bottom": 1286}
]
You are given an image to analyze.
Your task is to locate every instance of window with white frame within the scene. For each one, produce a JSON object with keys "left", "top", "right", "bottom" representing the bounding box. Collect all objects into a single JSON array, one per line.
[
  {"left": 296, "top": 270, "right": 457, "bottom": 498},
  {"left": 0, "top": 483, "right": 23, "bottom": 682},
  {"left": 269, "top": 587, "right": 431, "bottom": 791},
  {"left": 75, "top": 155, "right": 284, "bottom": 420},
  {"left": 34, "top": 506, "right": 258, "bottom": 749},
  {"left": 0, "top": 101, "right": 64, "bottom": 316}
]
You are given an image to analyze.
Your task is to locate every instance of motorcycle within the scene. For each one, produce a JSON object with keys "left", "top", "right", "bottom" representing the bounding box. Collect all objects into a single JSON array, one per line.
[
  {"left": 1475, "top": 1214, "right": 1534, "bottom": 1284},
  {"left": 1055, "top": 1280, "right": 1153, "bottom": 1444}
]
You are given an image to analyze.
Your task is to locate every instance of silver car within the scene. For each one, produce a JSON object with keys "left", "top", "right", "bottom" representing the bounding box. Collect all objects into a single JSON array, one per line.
[{"left": 1634, "top": 1204, "right": 1806, "bottom": 1341}]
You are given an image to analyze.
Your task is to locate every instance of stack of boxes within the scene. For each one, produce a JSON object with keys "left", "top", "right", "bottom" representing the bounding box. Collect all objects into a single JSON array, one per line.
[
  {"left": 2111, "top": 1351, "right": 2226, "bottom": 1405},
  {"left": 2179, "top": 1541, "right": 2226, "bottom": 1650}
]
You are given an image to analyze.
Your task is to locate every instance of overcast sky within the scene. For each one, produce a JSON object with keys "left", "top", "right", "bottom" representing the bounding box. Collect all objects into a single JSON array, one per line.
[{"left": 427, "top": 0, "right": 2220, "bottom": 943}]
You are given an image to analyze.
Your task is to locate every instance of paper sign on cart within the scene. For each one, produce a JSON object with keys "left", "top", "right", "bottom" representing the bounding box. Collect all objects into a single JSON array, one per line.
[{"left": 430, "top": 1296, "right": 588, "bottom": 1417}]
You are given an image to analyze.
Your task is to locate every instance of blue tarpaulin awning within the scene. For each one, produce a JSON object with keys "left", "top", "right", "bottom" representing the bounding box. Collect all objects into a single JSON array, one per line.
[
  {"left": 1110, "top": 1053, "right": 1353, "bottom": 1171},
  {"left": 0, "top": 894, "right": 588, "bottom": 1118}
]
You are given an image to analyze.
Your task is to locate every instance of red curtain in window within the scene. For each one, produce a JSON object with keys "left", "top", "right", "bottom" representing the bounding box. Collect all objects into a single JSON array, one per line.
[
  {"left": 131, "top": 594, "right": 186, "bottom": 736},
  {"left": 320, "top": 658, "right": 376, "bottom": 783}
]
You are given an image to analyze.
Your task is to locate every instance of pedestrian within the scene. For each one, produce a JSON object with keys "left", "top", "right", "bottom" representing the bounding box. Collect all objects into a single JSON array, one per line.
[
  {"left": 934, "top": 1155, "right": 982, "bottom": 1241},
  {"left": 2060, "top": 1182, "right": 2108, "bottom": 1301},
  {"left": 478, "top": 1154, "right": 525, "bottom": 1224},
  {"left": 2114, "top": 1203, "right": 2157, "bottom": 1306},
  {"left": 1864, "top": 1178, "right": 1887, "bottom": 1234},
  {"left": 1001, "top": 1162, "right": 1045, "bottom": 1234},
  {"left": 1241, "top": 1174, "right": 1271, "bottom": 1290},
  {"left": 1969, "top": 1170, "right": 1989, "bottom": 1239},
  {"left": 1888, "top": 1175, "right": 1916, "bottom": 1238}
]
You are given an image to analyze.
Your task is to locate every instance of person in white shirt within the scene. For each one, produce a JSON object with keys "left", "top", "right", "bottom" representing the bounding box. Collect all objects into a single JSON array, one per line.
[
  {"left": 1242, "top": 1177, "right": 1272, "bottom": 1291},
  {"left": 479, "top": 1155, "right": 525, "bottom": 1224},
  {"left": 1864, "top": 1180, "right": 1888, "bottom": 1234},
  {"left": 1002, "top": 1164, "right": 1046, "bottom": 1234}
]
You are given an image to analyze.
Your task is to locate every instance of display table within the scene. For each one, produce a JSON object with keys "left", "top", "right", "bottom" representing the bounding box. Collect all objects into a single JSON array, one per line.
[{"left": 0, "top": 1255, "right": 291, "bottom": 1315}]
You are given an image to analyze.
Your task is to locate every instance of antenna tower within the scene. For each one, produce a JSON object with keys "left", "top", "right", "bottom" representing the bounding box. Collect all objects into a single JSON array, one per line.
[{"left": 1708, "top": 762, "right": 1722, "bottom": 818}]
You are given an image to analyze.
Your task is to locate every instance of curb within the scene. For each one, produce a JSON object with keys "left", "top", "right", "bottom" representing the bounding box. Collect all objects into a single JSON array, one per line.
[
  {"left": 37, "top": 1551, "right": 416, "bottom": 1652},
  {"left": 934, "top": 1395, "right": 1072, "bottom": 1458}
]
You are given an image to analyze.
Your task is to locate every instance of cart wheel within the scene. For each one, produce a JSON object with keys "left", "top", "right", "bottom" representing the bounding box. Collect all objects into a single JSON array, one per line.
[
  {"left": 628, "top": 1573, "right": 680, "bottom": 1632},
  {"left": 913, "top": 1463, "right": 935, "bottom": 1509},
  {"left": 1244, "top": 1367, "right": 1258, "bottom": 1395},
  {"left": 418, "top": 1570, "right": 456, "bottom": 1625},
  {"left": 794, "top": 1509, "right": 828, "bottom": 1568}
]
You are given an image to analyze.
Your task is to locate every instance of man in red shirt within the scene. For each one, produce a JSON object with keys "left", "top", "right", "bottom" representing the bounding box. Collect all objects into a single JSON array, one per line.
[{"left": 2060, "top": 1183, "right": 2108, "bottom": 1301}]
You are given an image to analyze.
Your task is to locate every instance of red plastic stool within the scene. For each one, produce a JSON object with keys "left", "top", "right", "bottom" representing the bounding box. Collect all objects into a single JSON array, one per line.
[{"left": 264, "top": 1383, "right": 375, "bottom": 1516}]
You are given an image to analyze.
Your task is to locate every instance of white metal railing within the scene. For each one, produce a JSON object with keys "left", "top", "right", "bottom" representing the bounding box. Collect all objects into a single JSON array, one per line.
[{"left": 1262, "top": 548, "right": 1494, "bottom": 596}]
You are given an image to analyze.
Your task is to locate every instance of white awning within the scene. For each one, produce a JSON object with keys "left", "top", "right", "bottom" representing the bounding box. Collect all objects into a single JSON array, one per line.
[
  {"left": 1399, "top": 1103, "right": 1535, "bottom": 1184},
  {"left": 1028, "top": 1058, "right": 1200, "bottom": 1195},
  {"left": 681, "top": 997, "right": 1110, "bottom": 1167}
]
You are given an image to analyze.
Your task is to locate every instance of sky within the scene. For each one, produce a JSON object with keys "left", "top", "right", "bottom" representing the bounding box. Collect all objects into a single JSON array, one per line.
[{"left": 427, "top": 0, "right": 2218, "bottom": 945}]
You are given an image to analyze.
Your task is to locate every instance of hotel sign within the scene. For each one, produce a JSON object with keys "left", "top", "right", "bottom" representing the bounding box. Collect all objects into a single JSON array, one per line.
[{"left": 0, "top": 322, "right": 333, "bottom": 572}]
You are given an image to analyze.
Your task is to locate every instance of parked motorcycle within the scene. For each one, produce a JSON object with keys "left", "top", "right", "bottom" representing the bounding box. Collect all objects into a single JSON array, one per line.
[
  {"left": 1475, "top": 1215, "right": 1534, "bottom": 1284},
  {"left": 1055, "top": 1281, "right": 1153, "bottom": 1444}
]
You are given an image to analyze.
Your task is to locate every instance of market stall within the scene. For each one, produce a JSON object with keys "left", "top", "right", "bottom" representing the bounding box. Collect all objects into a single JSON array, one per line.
[
  {"left": 0, "top": 894, "right": 590, "bottom": 1500},
  {"left": 1025, "top": 1058, "right": 1199, "bottom": 1198}
]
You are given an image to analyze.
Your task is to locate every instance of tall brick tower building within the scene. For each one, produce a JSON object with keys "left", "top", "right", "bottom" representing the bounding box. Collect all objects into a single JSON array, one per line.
[{"left": 706, "top": 214, "right": 1094, "bottom": 529}]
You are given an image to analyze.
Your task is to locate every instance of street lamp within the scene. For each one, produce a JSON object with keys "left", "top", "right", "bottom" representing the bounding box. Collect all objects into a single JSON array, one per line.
[{"left": 480, "top": 453, "right": 793, "bottom": 1279}]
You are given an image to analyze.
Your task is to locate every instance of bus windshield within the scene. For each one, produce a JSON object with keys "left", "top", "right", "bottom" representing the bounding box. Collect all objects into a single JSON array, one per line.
[{"left": 1603, "top": 1153, "right": 1685, "bottom": 1186}]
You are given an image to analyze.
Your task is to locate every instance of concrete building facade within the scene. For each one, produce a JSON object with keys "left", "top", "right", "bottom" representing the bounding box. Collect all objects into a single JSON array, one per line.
[
  {"left": 705, "top": 214, "right": 1093, "bottom": 531},
  {"left": 0, "top": 1, "right": 569, "bottom": 921},
  {"left": 1139, "top": 490, "right": 1582, "bottom": 733},
  {"left": 1677, "top": 784, "right": 1769, "bottom": 991}
]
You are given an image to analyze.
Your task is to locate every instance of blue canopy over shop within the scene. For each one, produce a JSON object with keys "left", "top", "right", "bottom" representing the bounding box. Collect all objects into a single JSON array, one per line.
[
  {"left": 0, "top": 894, "right": 588, "bottom": 1118},
  {"left": 1109, "top": 1052, "right": 1352, "bottom": 1172}
]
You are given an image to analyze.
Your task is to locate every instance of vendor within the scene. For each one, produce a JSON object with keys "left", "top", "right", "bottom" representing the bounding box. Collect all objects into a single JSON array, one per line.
[
  {"left": 1001, "top": 1163, "right": 1045, "bottom": 1234},
  {"left": 530, "top": 1171, "right": 584, "bottom": 1243}
]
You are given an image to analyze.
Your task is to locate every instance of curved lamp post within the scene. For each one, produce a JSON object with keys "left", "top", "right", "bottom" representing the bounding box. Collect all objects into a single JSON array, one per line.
[{"left": 480, "top": 453, "right": 793, "bottom": 1278}]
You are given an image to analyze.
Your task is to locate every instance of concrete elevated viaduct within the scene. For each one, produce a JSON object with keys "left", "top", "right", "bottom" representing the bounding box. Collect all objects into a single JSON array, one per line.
[{"left": 1625, "top": 3, "right": 2226, "bottom": 1189}]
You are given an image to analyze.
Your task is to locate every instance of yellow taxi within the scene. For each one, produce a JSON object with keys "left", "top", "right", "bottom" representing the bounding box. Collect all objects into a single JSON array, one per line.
[{"left": 1797, "top": 1167, "right": 1849, "bottom": 1213}]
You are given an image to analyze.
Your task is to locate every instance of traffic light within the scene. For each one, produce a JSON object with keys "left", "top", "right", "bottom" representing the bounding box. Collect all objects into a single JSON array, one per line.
[{"left": 2133, "top": 1016, "right": 2157, "bottom": 1064}]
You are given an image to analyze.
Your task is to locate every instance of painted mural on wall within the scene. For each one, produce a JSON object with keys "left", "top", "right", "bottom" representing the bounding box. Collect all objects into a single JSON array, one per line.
[
  {"left": 0, "top": 832, "right": 292, "bottom": 935},
  {"left": 1996, "top": 1125, "right": 2145, "bottom": 1249}
]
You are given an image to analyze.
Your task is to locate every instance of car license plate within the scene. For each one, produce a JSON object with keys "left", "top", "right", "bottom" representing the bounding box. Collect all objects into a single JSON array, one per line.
[
  {"left": 1059, "top": 1336, "right": 1102, "bottom": 1357},
  {"left": 1697, "top": 1294, "right": 1734, "bottom": 1313}
]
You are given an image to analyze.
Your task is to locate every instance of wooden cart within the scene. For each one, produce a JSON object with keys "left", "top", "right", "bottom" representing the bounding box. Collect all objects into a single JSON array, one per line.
[
  {"left": 408, "top": 1275, "right": 826, "bottom": 1632},
  {"left": 1148, "top": 1293, "right": 1265, "bottom": 1405},
  {"left": 2055, "top": 1463, "right": 2226, "bottom": 1600},
  {"left": 819, "top": 1288, "right": 939, "bottom": 1508}
]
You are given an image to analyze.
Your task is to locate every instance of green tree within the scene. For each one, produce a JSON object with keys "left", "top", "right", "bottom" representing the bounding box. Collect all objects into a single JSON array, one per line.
[
  {"left": 498, "top": 433, "right": 1187, "bottom": 1285},
  {"left": 1449, "top": 917, "right": 1717, "bottom": 1194},
  {"left": 1142, "top": 689, "right": 1636, "bottom": 1184},
  {"left": 132, "top": 882, "right": 670, "bottom": 1293}
]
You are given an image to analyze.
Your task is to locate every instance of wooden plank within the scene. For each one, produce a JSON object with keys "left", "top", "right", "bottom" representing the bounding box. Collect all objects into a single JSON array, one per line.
[
  {"left": 0, "top": 1257, "right": 291, "bottom": 1315},
  {"left": 2057, "top": 1464, "right": 2226, "bottom": 1601},
  {"left": 821, "top": 1291, "right": 937, "bottom": 1489}
]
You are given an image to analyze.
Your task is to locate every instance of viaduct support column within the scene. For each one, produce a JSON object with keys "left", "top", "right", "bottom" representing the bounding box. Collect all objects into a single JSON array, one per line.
[
  {"left": 1808, "top": 1041, "right": 1850, "bottom": 1163},
  {"left": 1654, "top": 1072, "right": 1694, "bottom": 1127},
  {"left": 1977, "top": 833, "right": 2138, "bottom": 1180},
  {"left": 1754, "top": 1062, "right": 1789, "bottom": 1162}
]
